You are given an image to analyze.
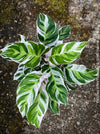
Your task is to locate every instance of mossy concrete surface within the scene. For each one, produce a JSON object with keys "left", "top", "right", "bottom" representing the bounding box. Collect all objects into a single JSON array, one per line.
[{"left": 0, "top": 0, "right": 99, "bottom": 133}]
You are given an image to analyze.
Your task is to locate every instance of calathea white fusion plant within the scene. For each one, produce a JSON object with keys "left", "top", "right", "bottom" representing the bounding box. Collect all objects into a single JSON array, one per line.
[{"left": 0, "top": 13, "right": 99, "bottom": 128}]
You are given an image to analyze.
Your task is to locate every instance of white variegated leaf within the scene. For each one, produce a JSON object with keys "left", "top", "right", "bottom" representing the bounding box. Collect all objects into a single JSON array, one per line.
[
  {"left": 64, "top": 64, "right": 99, "bottom": 85},
  {"left": 14, "top": 64, "right": 34, "bottom": 81},
  {"left": 1, "top": 41, "right": 45, "bottom": 68},
  {"left": 49, "top": 41, "right": 87, "bottom": 65},
  {"left": 16, "top": 72, "right": 42, "bottom": 117},
  {"left": 48, "top": 98, "right": 60, "bottom": 114},
  {"left": 37, "top": 13, "right": 59, "bottom": 47},
  {"left": 46, "top": 66, "right": 68, "bottom": 104},
  {"left": 27, "top": 83, "right": 49, "bottom": 128},
  {"left": 59, "top": 25, "right": 71, "bottom": 40}
]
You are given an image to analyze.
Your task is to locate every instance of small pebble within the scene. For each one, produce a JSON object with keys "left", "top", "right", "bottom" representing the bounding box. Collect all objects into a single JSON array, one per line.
[
  {"left": 9, "top": 37, "right": 11, "bottom": 39},
  {"left": 10, "top": 72, "right": 13, "bottom": 75},
  {"left": 23, "top": 3, "right": 27, "bottom": 8},
  {"left": 1, "top": 39, "right": 3, "bottom": 43},
  {"left": 29, "top": 12, "right": 32, "bottom": 15},
  {"left": 11, "top": 27, "right": 13, "bottom": 30},
  {"left": 78, "top": 95, "right": 82, "bottom": 98},
  {"left": 26, "top": 16, "right": 30, "bottom": 21},
  {"left": 4, "top": 73, "right": 7, "bottom": 76},
  {"left": 77, "top": 121, "right": 80, "bottom": 125},
  {"left": 0, "top": 71, "right": 2, "bottom": 74},
  {"left": 14, "top": 20, "right": 17, "bottom": 23},
  {"left": 3, "top": 81, "right": 5, "bottom": 84}
]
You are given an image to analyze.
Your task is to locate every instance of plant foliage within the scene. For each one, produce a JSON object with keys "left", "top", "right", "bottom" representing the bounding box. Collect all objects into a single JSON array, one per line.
[{"left": 0, "top": 13, "right": 99, "bottom": 128}]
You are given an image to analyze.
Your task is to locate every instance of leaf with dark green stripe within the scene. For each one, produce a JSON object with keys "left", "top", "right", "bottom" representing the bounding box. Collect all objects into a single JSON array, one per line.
[
  {"left": 64, "top": 64, "right": 99, "bottom": 85},
  {"left": 49, "top": 42, "right": 87, "bottom": 65},
  {"left": 59, "top": 26, "right": 71, "bottom": 40},
  {"left": 48, "top": 98, "right": 60, "bottom": 114},
  {"left": 27, "top": 86, "right": 49, "bottom": 128},
  {"left": 46, "top": 66, "right": 68, "bottom": 104},
  {"left": 1, "top": 42, "right": 45, "bottom": 68},
  {"left": 37, "top": 13, "right": 59, "bottom": 47},
  {"left": 42, "top": 64, "right": 50, "bottom": 73},
  {"left": 64, "top": 80, "right": 76, "bottom": 90},
  {"left": 16, "top": 72, "right": 42, "bottom": 117},
  {"left": 14, "top": 64, "right": 34, "bottom": 81}
]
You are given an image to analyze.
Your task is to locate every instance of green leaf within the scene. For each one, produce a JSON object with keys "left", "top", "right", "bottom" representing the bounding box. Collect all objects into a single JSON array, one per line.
[
  {"left": 27, "top": 85, "right": 49, "bottom": 128},
  {"left": 42, "top": 47, "right": 50, "bottom": 55},
  {"left": 49, "top": 41, "right": 87, "bottom": 65},
  {"left": 41, "top": 64, "right": 50, "bottom": 73},
  {"left": 48, "top": 98, "right": 60, "bottom": 114},
  {"left": 1, "top": 41, "right": 45, "bottom": 68},
  {"left": 59, "top": 26, "right": 71, "bottom": 40},
  {"left": 16, "top": 72, "right": 42, "bottom": 117},
  {"left": 14, "top": 64, "right": 34, "bottom": 81},
  {"left": 46, "top": 66, "right": 68, "bottom": 104},
  {"left": 37, "top": 13, "right": 59, "bottom": 47},
  {"left": 65, "top": 81, "right": 76, "bottom": 90},
  {"left": 64, "top": 64, "right": 99, "bottom": 85}
]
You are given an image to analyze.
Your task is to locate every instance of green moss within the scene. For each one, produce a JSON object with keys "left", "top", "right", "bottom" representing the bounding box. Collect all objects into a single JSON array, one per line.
[
  {"left": 33, "top": 0, "right": 92, "bottom": 40},
  {"left": 0, "top": 0, "right": 19, "bottom": 26},
  {"left": 34, "top": 0, "right": 69, "bottom": 20}
]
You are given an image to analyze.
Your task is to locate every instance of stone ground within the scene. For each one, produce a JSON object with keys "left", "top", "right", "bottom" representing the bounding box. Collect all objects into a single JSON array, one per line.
[{"left": 0, "top": 0, "right": 100, "bottom": 134}]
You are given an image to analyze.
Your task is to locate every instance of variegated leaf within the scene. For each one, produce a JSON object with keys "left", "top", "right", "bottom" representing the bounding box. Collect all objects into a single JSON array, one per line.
[
  {"left": 59, "top": 25, "right": 71, "bottom": 40},
  {"left": 27, "top": 84, "right": 49, "bottom": 128},
  {"left": 14, "top": 64, "right": 34, "bottom": 81},
  {"left": 48, "top": 98, "right": 60, "bottom": 114},
  {"left": 16, "top": 72, "right": 42, "bottom": 117},
  {"left": 46, "top": 66, "right": 68, "bottom": 104},
  {"left": 64, "top": 64, "right": 99, "bottom": 85},
  {"left": 49, "top": 41, "right": 87, "bottom": 65},
  {"left": 65, "top": 81, "right": 76, "bottom": 90},
  {"left": 37, "top": 13, "right": 59, "bottom": 47},
  {"left": 41, "top": 64, "right": 50, "bottom": 73},
  {"left": 1, "top": 41, "right": 45, "bottom": 68}
]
